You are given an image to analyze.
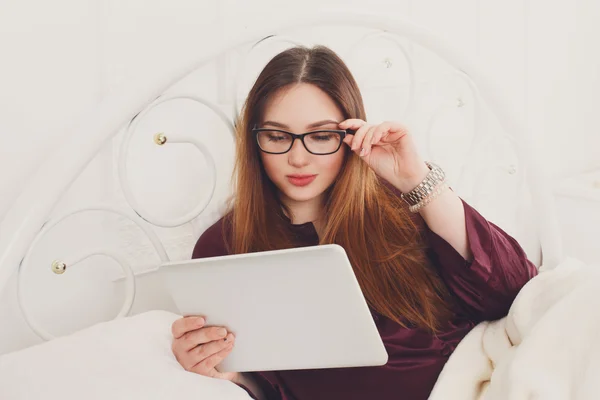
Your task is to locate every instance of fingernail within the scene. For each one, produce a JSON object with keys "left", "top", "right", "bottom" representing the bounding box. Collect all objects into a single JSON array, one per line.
[
  {"left": 360, "top": 147, "right": 366, "bottom": 156},
  {"left": 217, "top": 328, "right": 227, "bottom": 337},
  {"left": 196, "top": 317, "right": 205, "bottom": 326},
  {"left": 224, "top": 333, "right": 234, "bottom": 342}
]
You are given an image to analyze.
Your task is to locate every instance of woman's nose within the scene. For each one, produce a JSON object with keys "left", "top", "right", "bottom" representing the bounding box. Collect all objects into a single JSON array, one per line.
[{"left": 288, "top": 139, "right": 310, "bottom": 167}]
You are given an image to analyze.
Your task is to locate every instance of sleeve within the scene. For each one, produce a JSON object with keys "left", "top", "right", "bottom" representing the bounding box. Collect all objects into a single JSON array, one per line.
[
  {"left": 239, "top": 372, "right": 289, "bottom": 400},
  {"left": 190, "top": 218, "right": 287, "bottom": 400},
  {"left": 425, "top": 198, "right": 539, "bottom": 322}
]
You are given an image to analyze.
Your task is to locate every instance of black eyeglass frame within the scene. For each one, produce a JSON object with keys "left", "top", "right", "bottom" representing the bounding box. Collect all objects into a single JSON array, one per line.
[{"left": 252, "top": 127, "right": 355, "bottom": 155}]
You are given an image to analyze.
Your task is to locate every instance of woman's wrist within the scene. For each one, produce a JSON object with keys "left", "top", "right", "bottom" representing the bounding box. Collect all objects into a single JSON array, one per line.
[{"left": 392, "top": 162, "right": 431, "bottom": 194}]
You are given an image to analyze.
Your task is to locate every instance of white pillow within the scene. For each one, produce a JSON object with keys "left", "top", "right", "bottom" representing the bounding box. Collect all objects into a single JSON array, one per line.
[{"left": 0, "top": 310, "right": 252, "bottom": 400}]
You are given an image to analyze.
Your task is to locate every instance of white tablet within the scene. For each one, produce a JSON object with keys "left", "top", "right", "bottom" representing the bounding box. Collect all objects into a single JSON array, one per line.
[{"left": 160, "top": 244, "right": 388, "bottom": 373}]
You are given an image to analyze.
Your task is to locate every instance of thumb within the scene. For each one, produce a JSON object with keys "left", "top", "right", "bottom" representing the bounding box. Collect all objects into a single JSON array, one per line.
[{"left": 213, "top": 370, "right": 238, "bottom": 381}]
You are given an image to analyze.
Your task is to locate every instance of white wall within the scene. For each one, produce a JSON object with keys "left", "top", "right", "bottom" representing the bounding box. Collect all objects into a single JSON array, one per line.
[
  {"left": 2, "top": 2, "right": 596, "bottom": 227},
  {"left": 0, "top": 0, "right": 101, "bottom": 220},
  {"left": 0, "top": 0, "right": 600, "bottom": 215},
  {"left": 1, "top": 0, "right": 598, "bottom": 223},
  {"left": 1, "top": 0, "right": 599, "bottom": 352},
  {"left": 526, "top": 0, "right": 600, "bottom": 176}
]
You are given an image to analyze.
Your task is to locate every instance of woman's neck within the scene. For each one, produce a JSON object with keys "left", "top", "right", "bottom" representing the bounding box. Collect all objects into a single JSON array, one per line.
[{"left": 281, "top": 193, "right": 325, "bottom": 226}]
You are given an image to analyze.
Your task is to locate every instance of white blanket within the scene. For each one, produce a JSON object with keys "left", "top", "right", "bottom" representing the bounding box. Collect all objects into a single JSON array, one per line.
[
  {"left": 0, "top": 310, "right": 252, "bottom": 400},
  {"left": 429, "top": 257, "right": 600, "bottom": 400}
]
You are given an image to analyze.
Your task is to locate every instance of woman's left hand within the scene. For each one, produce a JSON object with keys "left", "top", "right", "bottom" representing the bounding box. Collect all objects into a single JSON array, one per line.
[{"left": 339, "top": 119, "right": 430, "bottom": 193}]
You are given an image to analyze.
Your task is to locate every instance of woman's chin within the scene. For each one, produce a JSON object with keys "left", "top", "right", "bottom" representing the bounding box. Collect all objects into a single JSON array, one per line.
[{"left": 280, "top": 185, "right": 323, "bottom": 203}]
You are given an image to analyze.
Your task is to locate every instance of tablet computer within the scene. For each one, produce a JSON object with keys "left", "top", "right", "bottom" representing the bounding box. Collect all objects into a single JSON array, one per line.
[{"left": 160, "top": 244, "right": 388, "bottom": 373}]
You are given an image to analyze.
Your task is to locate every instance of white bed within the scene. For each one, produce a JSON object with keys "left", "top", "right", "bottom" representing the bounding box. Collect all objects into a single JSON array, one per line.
[{"left": 0, "top": 11, "right": 580, "bottom": 400}]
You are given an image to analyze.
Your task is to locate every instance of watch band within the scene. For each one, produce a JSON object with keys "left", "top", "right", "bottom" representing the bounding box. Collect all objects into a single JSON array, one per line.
[{"left": 400, "top": 162, "right": 446, "bottom": 207}]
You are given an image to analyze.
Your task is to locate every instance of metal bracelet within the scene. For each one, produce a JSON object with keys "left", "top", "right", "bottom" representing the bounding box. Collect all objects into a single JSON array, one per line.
[
  {"left": 408, "top": 182, "right": 450, "bottom": 213},
  {"left": 400, "top": 162, "right": 446, "bottom": 207}
]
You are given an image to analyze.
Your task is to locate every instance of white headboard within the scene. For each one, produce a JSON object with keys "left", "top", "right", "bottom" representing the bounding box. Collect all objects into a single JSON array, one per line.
[{"left": 0, "top": 12, "right": 563, "bottom": 354}]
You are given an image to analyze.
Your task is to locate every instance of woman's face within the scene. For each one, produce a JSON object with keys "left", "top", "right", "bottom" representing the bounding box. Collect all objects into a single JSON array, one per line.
[{"left": 258, "top": 83, "right": 346, "bottom": 204}]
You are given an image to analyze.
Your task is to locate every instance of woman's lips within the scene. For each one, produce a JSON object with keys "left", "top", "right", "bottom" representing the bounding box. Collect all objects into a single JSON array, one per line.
[{"left": 286, "top": 174, "right": 317, "bottom": 187}]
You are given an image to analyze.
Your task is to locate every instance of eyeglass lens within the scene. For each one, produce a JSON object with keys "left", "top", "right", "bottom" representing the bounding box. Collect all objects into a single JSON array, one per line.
[{"left": 256, "top": 130, "right": 342, "bottom": 154}]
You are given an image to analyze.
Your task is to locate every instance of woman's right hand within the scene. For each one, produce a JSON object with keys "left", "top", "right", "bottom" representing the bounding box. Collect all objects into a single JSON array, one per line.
[{"left": 171, "top": 316, "right": 237, "bottom": 381}]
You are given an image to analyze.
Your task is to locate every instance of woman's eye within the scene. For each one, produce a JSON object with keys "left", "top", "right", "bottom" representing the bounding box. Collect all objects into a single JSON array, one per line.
[
  {"left": 268, "top": 135, "right": 286, "bottom": 142},
  {"left": 312, "top": 134, "right": 334, "bottom": 141}
]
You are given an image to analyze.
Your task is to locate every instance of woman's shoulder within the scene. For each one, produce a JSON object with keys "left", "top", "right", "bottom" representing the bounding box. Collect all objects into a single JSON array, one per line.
[{"left": 191, "top": 213, "right": 233, "bottom": 259}]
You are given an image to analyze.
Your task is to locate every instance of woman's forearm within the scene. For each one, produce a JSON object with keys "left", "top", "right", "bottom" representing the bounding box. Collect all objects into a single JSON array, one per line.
[
  {"left": 393, "top": 164, "right": 472, "bottom": 261},
  {"left": 418, "top": 189, "right": 472, "bottom": 261}
]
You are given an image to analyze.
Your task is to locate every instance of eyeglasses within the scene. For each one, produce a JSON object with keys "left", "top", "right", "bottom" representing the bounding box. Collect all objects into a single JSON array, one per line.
[{"left": 252, "top": 127, "right": 349, "bottom": 155}]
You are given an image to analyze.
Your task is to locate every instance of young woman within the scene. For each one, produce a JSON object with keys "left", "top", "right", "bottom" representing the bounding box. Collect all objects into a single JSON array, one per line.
[{"left": 170, "top": 45, "right": 537, "bottom": 400}]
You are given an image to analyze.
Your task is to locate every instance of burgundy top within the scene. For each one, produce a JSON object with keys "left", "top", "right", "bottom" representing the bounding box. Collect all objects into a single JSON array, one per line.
[{"left": 191, "top": 199, "right": 538, "bottom": 400}]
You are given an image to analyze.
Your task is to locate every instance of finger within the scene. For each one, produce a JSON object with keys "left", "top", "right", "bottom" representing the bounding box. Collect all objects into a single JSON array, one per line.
[
  {"left": 380, "top": 121, "right": 409, "bottom": 143},
  {"left": 177, "top": 333, "right": 234, "bottom": 371},
  {"left": 350, "top": 124, "right": 372, "bottom": 152},
  {"left": 343, "top": 133, "right": 353, "bottom": 146},
  {"left": 361, "top": 125, "right": 378, "bottom": 157},
  {"left": 191, "top": 333, "right": 235, "bottom": 362},
  {"left": 339, "top": 119, "right": 366, "bottom": 130},
  {"left": 372, "top": 122, "right": 392, "bottom": 143},
  {"left": 192, "top": 342, "right": 235, "bottom": 377},
  {"left": 182, "top": 326, "right": 229, "bottom": 351},
  {"left": 172, "top": 316, "right": 205, "bottom": 339}
]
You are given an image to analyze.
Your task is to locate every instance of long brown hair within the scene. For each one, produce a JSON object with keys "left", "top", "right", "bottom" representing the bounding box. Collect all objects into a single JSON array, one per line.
[{"left": 227, "top": 45, "right": 454, "bottom": 332}]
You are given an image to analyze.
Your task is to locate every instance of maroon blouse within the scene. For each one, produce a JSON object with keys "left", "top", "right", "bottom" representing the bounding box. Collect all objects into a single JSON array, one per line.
[{"left": 191, "top": 199, "right": 538, "bottom": 400}]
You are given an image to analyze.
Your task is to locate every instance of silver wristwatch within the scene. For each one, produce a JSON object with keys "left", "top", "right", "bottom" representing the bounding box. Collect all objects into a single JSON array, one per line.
[{"left": 400, "top": 162, "right": 446, "bottom": 207}]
